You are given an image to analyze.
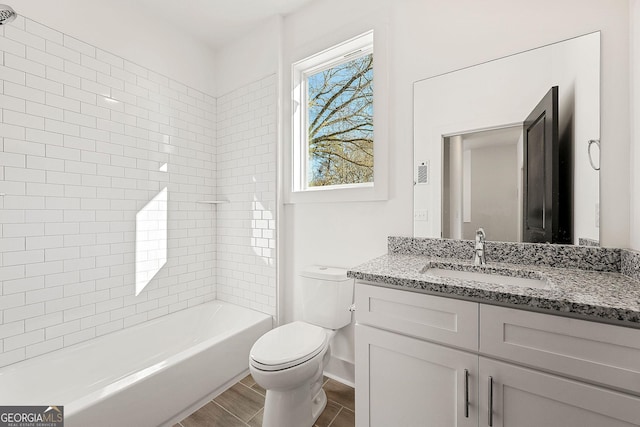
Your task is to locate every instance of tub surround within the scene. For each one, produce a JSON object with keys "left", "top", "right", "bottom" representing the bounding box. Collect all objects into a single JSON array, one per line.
[
  {"left": 0, "top": 14, "right": 277, "bottom": 369},
  {"left": 0, "top": 14, "right": 217, "bottom": 368},
  {"left": 348, "top": 237, "right": 640, "bottom": 327},
  {"left": 215, "top": 76, "right": 277, "bottom": 316}
]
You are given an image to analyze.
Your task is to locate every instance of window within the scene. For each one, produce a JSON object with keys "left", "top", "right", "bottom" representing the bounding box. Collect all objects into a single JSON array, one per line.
[
  {"left": 307, "top": 51, "right": 373, "bottom": 187},
  {"left": 292, "top": 32, "right": 375, "bottom": 193}
]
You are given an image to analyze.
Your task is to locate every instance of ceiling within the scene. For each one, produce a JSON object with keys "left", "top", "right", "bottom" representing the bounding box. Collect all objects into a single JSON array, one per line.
[
  {"left": 461, "top": 126, "right": 523, "bottom": 150},
  {"left": 132, "top": 0, "right": 315, "bottom": 50}
]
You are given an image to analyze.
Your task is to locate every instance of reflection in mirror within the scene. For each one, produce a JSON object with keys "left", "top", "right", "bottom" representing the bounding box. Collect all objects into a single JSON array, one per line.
[
  {"left": 414, "top": 32, "right": 600, "bottom": 245},
  {"left": 443, "top": 126, "right": 522, "bottom": 242}
]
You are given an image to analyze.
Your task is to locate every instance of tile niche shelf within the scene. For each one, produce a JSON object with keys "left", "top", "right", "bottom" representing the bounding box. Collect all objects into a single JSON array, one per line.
[{"left": 196, "top": 200, "right": 229, "bottom": 204}]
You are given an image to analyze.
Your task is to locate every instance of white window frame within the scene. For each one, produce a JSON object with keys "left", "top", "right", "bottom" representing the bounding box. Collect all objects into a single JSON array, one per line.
[{"left": 287, "top": 30, "right": 388, "bottom": 203}]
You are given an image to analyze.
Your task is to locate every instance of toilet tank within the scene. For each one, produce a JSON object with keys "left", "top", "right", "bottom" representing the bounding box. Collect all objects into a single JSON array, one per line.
[{"left": 301, "top": 266, "right": 354, "bottom": 330}]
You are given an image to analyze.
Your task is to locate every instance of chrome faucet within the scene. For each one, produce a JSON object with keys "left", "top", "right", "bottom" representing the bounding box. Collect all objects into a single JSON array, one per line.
[{"left": 474, "top": 228, "right": 486, "bottom": 266}]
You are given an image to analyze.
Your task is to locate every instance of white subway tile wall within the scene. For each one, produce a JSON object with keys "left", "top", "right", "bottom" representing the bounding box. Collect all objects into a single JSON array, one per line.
[
  {"left": 0, "top": 16, "right": 218, "bottom": 367},
  {"left": 216, "top": 76, "right": 277, "bottom": 316}
]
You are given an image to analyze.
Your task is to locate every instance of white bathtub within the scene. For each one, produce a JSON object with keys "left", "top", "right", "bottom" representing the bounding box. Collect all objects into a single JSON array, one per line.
[{"left": 0, "top": 301, "right": 272, "bottom": 427}]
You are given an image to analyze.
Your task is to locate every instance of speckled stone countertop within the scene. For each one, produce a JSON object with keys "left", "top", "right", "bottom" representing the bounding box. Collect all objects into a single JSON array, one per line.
[{"left": 348, "top": 239, "right": 640, "bottom": 328}]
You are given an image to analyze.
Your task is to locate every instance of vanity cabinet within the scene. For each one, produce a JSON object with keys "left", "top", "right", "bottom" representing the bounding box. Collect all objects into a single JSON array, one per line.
[
  {"left": 355, "top": 283, "right": 479, "bottom": 427},
  {"left": 354, "top": 282, "right": 640, "bottom": 427},
  {"left": 357, "top": 325, "right": 478, "bottom": 427}
]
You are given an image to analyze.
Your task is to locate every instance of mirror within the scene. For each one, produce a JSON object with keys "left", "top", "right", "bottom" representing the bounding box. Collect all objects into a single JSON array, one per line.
[{"left": 414, "top": 32, "right": 600, "bottom": 245}]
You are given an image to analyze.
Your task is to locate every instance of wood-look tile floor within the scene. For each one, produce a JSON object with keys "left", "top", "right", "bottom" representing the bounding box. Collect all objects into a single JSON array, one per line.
[{"left": 174, "top": 374, "right": 355, "bottom": 427}]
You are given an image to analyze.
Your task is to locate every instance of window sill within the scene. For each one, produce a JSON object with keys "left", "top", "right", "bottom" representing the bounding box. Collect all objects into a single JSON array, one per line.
[{"left": 285, "top": 182, "right": 387, "bottom": 204}]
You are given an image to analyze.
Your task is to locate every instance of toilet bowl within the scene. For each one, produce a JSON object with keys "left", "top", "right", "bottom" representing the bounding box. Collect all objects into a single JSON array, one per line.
[
  {"left": 249, "top": 266, "right": 354, "bottom": 427},
  {"left": 250, "top": 322, "right": 335, "bottom": 427}
]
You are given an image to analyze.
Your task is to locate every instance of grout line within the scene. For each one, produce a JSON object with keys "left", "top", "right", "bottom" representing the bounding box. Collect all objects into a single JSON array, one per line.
[
  {"left": 212, "top": 401, "right": 247, "bottom": 426},
  {"left": 239, "top": 376, "right": 254, "bottom": 388},
  {"left": 326, "top": 406, "right": 343, "bottom": 427},
  {"left": 238, "top": 381, "right": 265, "bottom": 400},
  {"left": 237, "top": 382, "right": 256, "bottom": 392},
  {"left": 246, "top": 408, "right": 262, "bottom": 427},
  {"left": 245, "top": 406, "right": 263, "bottom": 421},
  {"left": 232, "top": 382, "right": 264, "bottom": 421}
]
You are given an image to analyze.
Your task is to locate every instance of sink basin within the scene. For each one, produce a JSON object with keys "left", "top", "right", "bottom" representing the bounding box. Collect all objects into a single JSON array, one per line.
[{"left": 426, "top": 268, "right": 550, "bottom": 290}]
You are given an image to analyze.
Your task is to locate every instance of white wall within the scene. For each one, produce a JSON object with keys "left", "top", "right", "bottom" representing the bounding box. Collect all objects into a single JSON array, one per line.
[
  {"left": 0, "top": 15, "right": 217, "bottom": 367},
  {"left": 214, "top": 16, "right": 281, "bottom": 97},
  {"left": 279, "top": 0, "right": 631, "bottom": 383},
  {"left": 462, "top": 143, "right": 519, "bottom": 242},
  {"left": 11, "top": 0, "right": 217, "bottom": 95},
  {"left": 631, "top": 0, "right": 640, "bottom": 250}
]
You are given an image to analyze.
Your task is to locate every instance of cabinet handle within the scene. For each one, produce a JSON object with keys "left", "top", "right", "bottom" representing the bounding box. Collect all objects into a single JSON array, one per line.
[
  {"left": 464, "top": 369, "right": 469, "bottom": 418},
  {"left": 488, "top": 376, "right": 494, "bottom": 427}
]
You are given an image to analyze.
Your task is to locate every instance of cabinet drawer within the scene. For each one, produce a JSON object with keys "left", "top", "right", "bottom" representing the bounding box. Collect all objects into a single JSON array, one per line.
[
  {"left": 355, "top": 282, "right": 478, "bottom": 351},
  {"left": 480, "top": 304, "right": 640, "bottom": 395}
]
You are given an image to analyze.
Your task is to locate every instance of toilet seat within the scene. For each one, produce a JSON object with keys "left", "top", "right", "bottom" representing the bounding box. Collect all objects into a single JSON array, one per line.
[{"left": 250, "top": 321, "right": 328, "bottom": 371}]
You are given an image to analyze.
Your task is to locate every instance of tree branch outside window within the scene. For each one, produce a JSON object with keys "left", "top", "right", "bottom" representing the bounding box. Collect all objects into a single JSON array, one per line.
[{"left": 307, "top": 53, "right": 373, "bottom": 187}]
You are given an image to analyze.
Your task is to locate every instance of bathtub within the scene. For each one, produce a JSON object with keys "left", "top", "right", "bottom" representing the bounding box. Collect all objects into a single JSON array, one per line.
[{"left": 0, "top": 301, "right": 272, "bottom": 427}]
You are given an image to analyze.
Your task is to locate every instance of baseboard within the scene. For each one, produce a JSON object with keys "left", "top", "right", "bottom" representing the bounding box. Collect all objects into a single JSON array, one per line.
[{"left": 324, "top": 356, "right": 355, "bottom": 388}]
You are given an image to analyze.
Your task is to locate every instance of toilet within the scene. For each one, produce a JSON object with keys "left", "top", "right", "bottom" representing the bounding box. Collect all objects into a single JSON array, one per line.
[{"left": 249, "top": 265, "right": 354, "bottom": 427}]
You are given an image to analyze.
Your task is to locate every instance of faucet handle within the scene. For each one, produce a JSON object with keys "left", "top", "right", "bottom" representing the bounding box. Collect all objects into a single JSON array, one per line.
[{"left": 476, "top": 228, "right": 486, "bottom": 241}]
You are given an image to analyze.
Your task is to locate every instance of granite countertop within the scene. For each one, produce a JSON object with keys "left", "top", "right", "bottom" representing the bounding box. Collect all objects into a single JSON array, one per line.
[{"left": 347, "top": 253, "right": 640, "bottom": 327}]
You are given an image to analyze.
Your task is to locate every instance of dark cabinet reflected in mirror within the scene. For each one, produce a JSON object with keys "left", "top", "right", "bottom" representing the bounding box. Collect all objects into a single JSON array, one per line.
[{"left": 414, "top": 32, "right": 600, "bottom": 245}]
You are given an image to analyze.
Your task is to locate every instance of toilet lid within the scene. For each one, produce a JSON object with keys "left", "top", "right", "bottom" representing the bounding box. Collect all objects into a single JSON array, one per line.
[{"left": 250, "top": 321, "right": 327, "bottom": 369}]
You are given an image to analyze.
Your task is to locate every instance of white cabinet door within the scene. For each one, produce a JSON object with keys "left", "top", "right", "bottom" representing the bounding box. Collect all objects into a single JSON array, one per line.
[
  {"left": 356, "top": 324, "right": 478, "bottom": 427},
  {"left": 478, "top": 357, "right": 640, "bottom": 427}
]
